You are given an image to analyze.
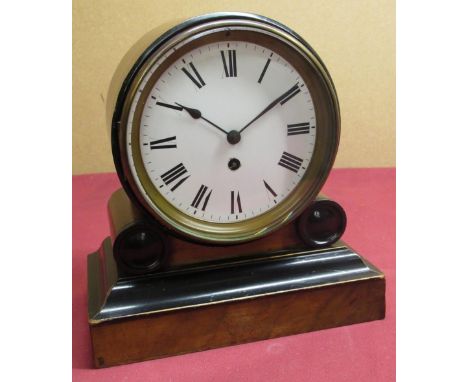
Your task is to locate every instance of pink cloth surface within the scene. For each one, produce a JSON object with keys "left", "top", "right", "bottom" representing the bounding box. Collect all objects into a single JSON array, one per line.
[{"left": 72, "top": 168, "right": 395, "bottom": 381}]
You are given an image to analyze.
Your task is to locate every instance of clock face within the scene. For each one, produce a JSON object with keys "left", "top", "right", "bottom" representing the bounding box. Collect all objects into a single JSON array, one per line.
[
  {"left": 114, "top": 15, "right": 340, "bottom": 243},
  {"left": 127, "top": 41, "right": 316, "bottom": 223}
]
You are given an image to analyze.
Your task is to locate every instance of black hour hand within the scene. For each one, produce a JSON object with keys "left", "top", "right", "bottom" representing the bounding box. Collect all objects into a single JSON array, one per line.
[
  {"left": 175, "top": 102, "right": 228, "bottom": 135},
  {"left": 175, "top": 103, "right": 201, "bottom": 119}
]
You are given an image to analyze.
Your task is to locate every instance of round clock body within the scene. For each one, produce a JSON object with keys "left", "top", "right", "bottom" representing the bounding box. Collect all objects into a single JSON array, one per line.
[{"left": 109, "top": 12, "right": 340, "bottom": 244}]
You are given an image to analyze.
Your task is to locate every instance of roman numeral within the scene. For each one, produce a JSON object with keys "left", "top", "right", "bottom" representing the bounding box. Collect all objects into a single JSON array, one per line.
[
  {"left": 258, "top": 57, "right": 271, "bottom": 83},
  {"left": 280, "top": 83, "right": 301, "bottom": 105},
  {"left": 263, "top": 180, "right": 277, "bottom": 197},
  {"left": 149, "top": 136, "right": 177, "bottom": 149},
  {"left": 287, "top": 122, "right": 311, "bottom": 136},
  {"left": 156, "top": 101, "right": 183, "bottom": 111},
  {"left": 278, "top": 151, "right": 303, "bottom": 173},
  {"left": 230, "top": 191, "right": 242, "bottom": 214},
  {"left": 160, "top": 163, "right": 190, "bottom": 191},
  {"left": 191, "top": 185, "right": 212, "bottom": 211},
  {"left": 221, "top": 50, "right": 237, "bottom": 77},
  {"left": 182, "top": 62, "right": 206, "bottom": 88}
]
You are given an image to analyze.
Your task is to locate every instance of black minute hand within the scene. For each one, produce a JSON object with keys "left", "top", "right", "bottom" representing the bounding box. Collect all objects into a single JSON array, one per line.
[
  {"left": 239, "top": 83, "right": 300, "bottom": 134},
  {"left": 175, "top": 102, "right": 228, "bottom": 135}
]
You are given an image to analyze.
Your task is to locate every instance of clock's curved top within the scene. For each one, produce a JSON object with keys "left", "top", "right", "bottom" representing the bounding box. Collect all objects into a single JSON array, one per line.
[{"left": 110, "top": 12, "right": 340, "bottom": 244}]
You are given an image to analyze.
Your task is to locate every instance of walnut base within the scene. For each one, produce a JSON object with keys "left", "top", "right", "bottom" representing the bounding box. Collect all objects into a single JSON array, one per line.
[{"left": 88, "top": 239, "right": 385, "bottom": 368}]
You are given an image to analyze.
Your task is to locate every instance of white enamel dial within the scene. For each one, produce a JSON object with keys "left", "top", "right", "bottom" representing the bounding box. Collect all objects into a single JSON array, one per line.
[{"left": 127, "top": 40, "right": 316, "bottom": 223}]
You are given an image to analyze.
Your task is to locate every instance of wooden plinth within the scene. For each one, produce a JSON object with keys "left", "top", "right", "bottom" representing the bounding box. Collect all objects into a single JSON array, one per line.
[{"left": 88, "top": 239, "right": 385, "bottom": 368}]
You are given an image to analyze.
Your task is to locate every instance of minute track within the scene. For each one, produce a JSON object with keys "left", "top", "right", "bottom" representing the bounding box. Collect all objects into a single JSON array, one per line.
[{"left": 133, "top": 40, "right": 318, "bottom": 224}]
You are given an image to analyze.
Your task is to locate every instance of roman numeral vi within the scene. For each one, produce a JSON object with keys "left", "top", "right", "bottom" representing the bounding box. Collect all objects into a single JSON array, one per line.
[{"left": 230, "top": 191, "right": 242, "bottom": 214}]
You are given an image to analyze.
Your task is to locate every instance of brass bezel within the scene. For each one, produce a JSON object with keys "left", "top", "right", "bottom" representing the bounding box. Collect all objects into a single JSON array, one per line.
[{"left": 113, "top": 14, "right": 340, "bottom": 244}]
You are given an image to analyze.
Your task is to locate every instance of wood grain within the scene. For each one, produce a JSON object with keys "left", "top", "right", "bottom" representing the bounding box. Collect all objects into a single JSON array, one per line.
[
  {"left": 166, "top": 222, "right": 305, "bottom": 267},
  {"left": 90, "top": 277, "right": 385, "bottom": 368}
]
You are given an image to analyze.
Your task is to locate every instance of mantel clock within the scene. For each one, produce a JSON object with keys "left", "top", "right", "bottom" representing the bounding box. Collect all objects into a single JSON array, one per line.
[{"left": 87, "top": 12, "right": 385, "bottom": 368}]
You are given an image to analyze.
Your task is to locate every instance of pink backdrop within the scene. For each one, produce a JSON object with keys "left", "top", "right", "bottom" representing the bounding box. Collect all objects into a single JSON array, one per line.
[{"left": 73, "top": 168, "right": 395, "bottom": 381}]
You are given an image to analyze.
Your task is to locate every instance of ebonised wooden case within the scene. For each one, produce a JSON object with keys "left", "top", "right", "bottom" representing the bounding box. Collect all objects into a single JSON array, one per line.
[{"left": 88, "top": 231, "right": 385, "bottom": 368}]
